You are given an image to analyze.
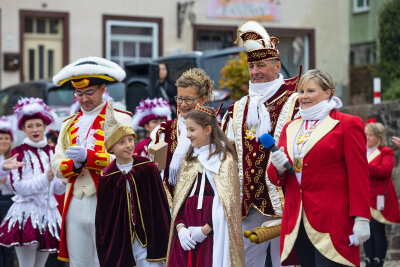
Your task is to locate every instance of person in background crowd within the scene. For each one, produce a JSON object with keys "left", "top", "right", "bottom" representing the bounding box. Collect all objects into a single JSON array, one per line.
[
  {"left": 221, "top": 21, "right": 300, "bottom": 267},
  {"left": 391, "top": 136, "right": 400, "bottom": 148},
  {"left": 156, "top": 62, "right": 177, "bottom": 110},
  {"left": 132, "top": 98, "right": 172, "bottom": 157},
  {"left": 150, "top": 68, "right": 213, "bottom": 203},
  {"left": 51, "top": 56, "right": 131, "bottom": 266},
  {"left": 96, "top": 110, "right": 170, "bottom": 267},
  {"left": 46, "top": 129, "right": 59, "bottom": 147},
  {"left": 0, "top": 116, "right": 15, "bottom": 267},
  {"left": 167, "top": 105, "right": 244, "bottom": 267},
  {"left": 268, "top": 69, "right": 371, "bottom": 266},
  {"left": 0, "top": 98, "right": 65, "bottom": 267},
  {"left": 364, "top": 122, "right": 400, "bottom": 267}
]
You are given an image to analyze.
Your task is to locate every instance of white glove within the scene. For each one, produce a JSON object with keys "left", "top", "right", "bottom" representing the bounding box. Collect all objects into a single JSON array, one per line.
[
  {"left": 188, "top": 226, "right": 207, "bottom": 243},
  {"left": 178, "top": 227, "right": 197, "bottom": 251},
  {"left": 270, "top": 147, "right": 288, "bottom": 174},
  {"left": 352, "top": 216, "right": 370, "bottom": 246},
  {"left": 168, "top": 172, "right": 177, "bottom": 186},
  {"left": 65, "top": 146, "right": 87, "bottom": 168}
]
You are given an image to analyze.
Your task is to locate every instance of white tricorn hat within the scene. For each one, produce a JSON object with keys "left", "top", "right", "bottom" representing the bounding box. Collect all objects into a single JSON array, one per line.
[{"left": 53, "top": 57, "right": 126, "bottom": 89}]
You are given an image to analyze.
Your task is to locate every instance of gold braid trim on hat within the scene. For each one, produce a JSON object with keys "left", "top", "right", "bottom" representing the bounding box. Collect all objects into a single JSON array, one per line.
[
  {"left": 71, "top": 79, "right": 90, "bottom": 89},
  {"left": 59, "top": 74, "right": 116, "bottom": 86}
]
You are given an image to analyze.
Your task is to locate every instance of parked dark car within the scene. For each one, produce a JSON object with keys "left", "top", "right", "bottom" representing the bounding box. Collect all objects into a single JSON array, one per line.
[{"left": 124, "top": 47, "right": 291, "bottom": 115}]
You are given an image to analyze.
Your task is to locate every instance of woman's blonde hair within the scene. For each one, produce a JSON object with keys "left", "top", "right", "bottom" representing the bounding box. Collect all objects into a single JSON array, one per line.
[
  {"left": 176, "top": 68, "right": 214, "bottom": 100},
  {"left": 298, "top": 69, "right": 335, "bottom": 99},
  {"left": 365, "top": 122, "right": 387, "bottom": 146}
]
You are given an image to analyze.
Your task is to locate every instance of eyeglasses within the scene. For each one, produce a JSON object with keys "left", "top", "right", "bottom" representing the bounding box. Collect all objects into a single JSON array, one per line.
[
  {"left": 73, "top": 87, "right": 100, "bottom": 98},
  {"left": 174, "top": 96, "right": 202, "bottom": 105}
]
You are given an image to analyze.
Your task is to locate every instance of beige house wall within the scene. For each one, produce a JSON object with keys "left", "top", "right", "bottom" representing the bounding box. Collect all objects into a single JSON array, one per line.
[{"left": 0, "top": 0, "right": 349, "bottom": 96}]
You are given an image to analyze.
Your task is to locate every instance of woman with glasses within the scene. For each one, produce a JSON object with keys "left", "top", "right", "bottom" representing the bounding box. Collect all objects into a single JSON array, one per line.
[{"left": 150, "top": 68, "right": 213, "bottom": 202}]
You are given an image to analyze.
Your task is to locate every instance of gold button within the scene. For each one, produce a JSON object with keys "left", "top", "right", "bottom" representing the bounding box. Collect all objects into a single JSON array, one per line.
[
  {"left": 253, "top": 153, "right": 257, "bottom": 157},
  {"left": 250, "top": 185, "right": 255, "bottom": 190},
  {"left": 251, "top": 169, "right": 255, "bottom": 174},
  {"left": 81, "top": 185, "right": 85, "bottom": 189},
  {"left": 304, "top": 164, "right": 308, "bottom": 167}
]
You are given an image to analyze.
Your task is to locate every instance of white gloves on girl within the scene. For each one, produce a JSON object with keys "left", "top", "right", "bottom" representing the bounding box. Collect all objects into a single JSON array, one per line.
[
  {"left": 188, "top": 226, "right": 207, "bottom": 243},
  {"left": 270, "top": 147, "right": 288, "bottom": 175},
  {"left": 178, "top": 227, "right": 197, "bottom": 251},
  {"left": 352, "top": 217, "right": 370, "bottom": 246}
]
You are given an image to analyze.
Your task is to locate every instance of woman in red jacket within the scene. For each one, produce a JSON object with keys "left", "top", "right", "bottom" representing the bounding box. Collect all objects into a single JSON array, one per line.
[
  {"left": 363, "top": 122, "right": 400, "bottom": 267},
  {"left": 267, "top": 69, "right": 371, "bottom": 267}
]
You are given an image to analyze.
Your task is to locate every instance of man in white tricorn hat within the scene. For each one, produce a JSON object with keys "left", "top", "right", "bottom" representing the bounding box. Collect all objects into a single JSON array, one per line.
[
  {"left": 221, "top": 21, "right": 300, "bottom": 267},
  {"left": 51, "top": 57, "right": 133, "bottom": 266}
]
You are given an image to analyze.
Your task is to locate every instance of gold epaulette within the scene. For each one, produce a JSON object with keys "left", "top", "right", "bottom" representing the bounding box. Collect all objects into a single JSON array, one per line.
[
  {"left": 63, "top": 112, "right": 79, "bottom": 122},
  {"left": 114, "top": 108, "right": 132, "bottom": 116}
]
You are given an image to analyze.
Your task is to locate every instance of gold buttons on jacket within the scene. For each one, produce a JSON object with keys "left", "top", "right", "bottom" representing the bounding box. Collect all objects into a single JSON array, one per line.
[
  {"left": 304, "top": 163, "right": 308, "bottom": 167},
  {"left": 253, "top": 153, "right": 257, "bottom": 157},
  {"left": 81, "top": 185, "right": 85, "bottom": 190},
  {"left": 250, "top": 185, "right": 255, "bottom": 190},
  {"left": 250, "top": 169, "right": 255, "bottom": 174}
]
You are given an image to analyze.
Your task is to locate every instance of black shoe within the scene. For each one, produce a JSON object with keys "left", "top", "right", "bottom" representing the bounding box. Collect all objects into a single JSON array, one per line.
[
  {"left": 373, "top": 257, "right": 384, "bottom": 267},
  {"left": 365, "top": 257, "right": 372, "bottom": 267}
]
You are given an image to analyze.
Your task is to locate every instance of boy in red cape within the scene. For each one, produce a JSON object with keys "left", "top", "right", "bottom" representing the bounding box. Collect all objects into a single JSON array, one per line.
[{"left": 96, "top": 114, "right": 170, "bottom": 267}]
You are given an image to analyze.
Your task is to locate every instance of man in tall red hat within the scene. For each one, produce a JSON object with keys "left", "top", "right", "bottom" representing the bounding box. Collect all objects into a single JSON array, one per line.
[
  {"left": 51, "top": 57, "right": 132, "bottom": 266},
  {"left": 221, "top": 21, "right": 300, "bottom": 267}
]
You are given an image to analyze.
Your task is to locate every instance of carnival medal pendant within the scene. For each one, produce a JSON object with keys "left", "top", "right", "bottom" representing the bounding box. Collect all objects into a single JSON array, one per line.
[
  {"left": 245, "top": 125, "right": 257, "bottom": 140},
  {"left": 293, "top": 158, "right": 303, "bottom": 173}
]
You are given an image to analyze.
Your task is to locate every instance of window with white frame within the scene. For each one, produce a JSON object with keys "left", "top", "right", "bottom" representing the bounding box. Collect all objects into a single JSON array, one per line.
[
  {"left": 354, "top": 0, "right": 370, "bottom": 13},
  {"left": 106, "top": 20, "right": 158, "bottom": 66}
]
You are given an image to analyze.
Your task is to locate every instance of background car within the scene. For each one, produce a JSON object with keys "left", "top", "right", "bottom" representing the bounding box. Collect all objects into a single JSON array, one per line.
[{"left": 124, "top": 47, "right": 291, "bottom": 115}]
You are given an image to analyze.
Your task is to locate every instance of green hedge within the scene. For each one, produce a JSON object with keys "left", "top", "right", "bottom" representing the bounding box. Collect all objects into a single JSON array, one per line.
[{"left": 379, "top": 0, "right": 400, "bottom": 100}]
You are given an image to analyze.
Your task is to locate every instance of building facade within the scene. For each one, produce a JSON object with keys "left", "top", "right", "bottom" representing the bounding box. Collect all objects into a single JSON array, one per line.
[
  {"left": 349, "top": 0, "right": 389, "bottom": 104},
  {"left": 0, "top": 0, "right": 349, "bottom": 102}
]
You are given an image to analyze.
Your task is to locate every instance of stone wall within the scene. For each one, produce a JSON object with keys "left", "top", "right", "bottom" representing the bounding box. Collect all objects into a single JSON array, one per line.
[{"left": 341, "top": 100, "right": 400, "bottom": 260}]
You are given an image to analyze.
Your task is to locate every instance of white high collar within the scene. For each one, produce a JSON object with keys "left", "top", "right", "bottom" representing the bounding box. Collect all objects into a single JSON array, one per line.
[
  {"left": 193, "top": 144, "right": 222, "bottom": 174},
  {"left": 299, "top": 96, "right": 343, "bottom": 121},
  {"left": 247, "top": 74, "right": 284, "bottom": 140},
  {"left": 23, "top": 137, "right": 48, "bottom": 148},
  {"left": 81, "top": 101, "right": 106, "bottom": 116},
  {"left": 116, "top": 160, "right": 134, "bottom": 173}
]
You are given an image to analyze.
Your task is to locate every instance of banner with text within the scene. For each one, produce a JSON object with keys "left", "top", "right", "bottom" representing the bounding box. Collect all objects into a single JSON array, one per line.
[{"left": 207, "top": 0, "right": 280, "bottom": 21}]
